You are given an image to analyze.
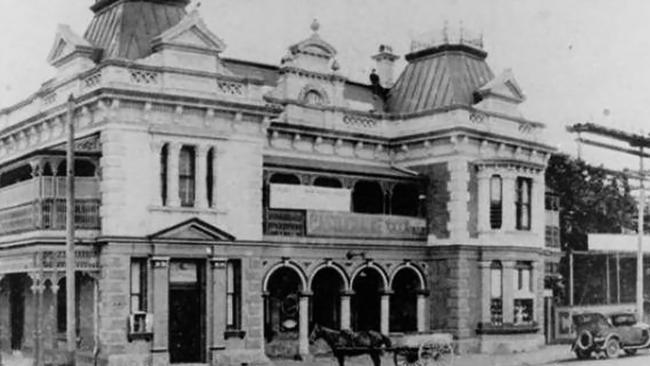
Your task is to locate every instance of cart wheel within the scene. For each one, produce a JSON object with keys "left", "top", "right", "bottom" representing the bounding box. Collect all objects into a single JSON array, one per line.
[
  {"left": 394, "top": 350, "right": 421, "bottom": 366},
  {"left": 419, "top": 341, "right": 454, "bottom": 366}
]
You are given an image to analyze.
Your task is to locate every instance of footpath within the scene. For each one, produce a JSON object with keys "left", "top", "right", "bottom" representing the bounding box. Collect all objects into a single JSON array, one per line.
[
  {"left": 274, "top": 345, "right": 573, "bottom": 366},
  {"left": 1, "top": 345, "right": 573, "bottom": 366}
]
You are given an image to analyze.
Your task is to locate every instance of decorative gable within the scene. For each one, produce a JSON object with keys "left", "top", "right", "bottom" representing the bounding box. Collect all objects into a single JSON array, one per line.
[
  {"left": 152, "top": 10, "right": 226, "bottom": 54},
  {"left": 46, "top": 24, "right": 98, "bottom": 68},
  {"left": 477, "top": 69, "right": 525, "bottom": 103},
  {"left": 149, "top": 218, "right": 236, "bottom": 242}
]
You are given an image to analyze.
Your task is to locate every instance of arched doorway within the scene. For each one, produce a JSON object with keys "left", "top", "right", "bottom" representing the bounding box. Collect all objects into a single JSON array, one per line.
[
  {"left": 351, "top": 267, "right": 384, "bottom": 331},
  {"left": 264, "top": 266, "right": 304, "bottom": 358},
  {"left": 310, "top": 267, "right": 345, "bottom": 330},
  {"left": 390, "top": 268, "right": 422, "bottom": 332}
]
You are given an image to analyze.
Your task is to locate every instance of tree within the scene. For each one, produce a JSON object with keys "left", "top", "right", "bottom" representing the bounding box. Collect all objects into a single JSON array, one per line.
[
  {"left": 546, "top": 153, "right": 639, "bottom": 305},
  {"left": 546, "top": 153, "right": 637, "bottom": 251}
]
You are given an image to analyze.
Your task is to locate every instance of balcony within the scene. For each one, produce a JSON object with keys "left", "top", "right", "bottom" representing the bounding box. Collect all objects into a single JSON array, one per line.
[
  {"left": 0, "top": 177, "right": 100, "bottom": 235},
  {"left": 264, "top": 208, "right": 427, "bottom": 240}
]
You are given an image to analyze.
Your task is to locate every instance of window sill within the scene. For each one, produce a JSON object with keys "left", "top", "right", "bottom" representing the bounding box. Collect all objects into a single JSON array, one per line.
[
  {"left": 149, "top": 205, "right": 227, "bottom": 215},
  {"left": 128, "top": 332, "right": 153, "bottom": 342},
  {"left": 225, "top": 329, "right": 246, "bottom": 339},
  {"left": 476, "top": 322, "right": 539, "bottom": 335}
]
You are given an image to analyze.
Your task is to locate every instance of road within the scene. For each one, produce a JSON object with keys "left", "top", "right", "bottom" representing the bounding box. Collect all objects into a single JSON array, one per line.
[{"left": 545, "top": 351, "right": 650, "bottom": 366}]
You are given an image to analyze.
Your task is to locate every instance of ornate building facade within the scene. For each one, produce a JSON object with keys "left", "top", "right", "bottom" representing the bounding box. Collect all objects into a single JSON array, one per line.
[{"left": 0, "top": 1, "right": 560, "bottom": 365}]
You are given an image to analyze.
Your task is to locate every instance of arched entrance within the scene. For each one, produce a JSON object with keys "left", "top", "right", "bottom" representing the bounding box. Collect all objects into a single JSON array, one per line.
[
  {"left": 310, "top": 267, "right": 345, "bottom": 330},
  {"left": 351, "top": 267, "right": 385, "bottom": 331},
  {"left": 390, "top": 268, "right": 422, "bottom": 332},
  {"left": 264, "top": 266, "right": 305, "bottom": 358}
]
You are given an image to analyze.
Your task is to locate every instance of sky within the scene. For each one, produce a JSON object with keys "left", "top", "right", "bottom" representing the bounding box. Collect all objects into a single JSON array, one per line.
[{"left": 1, "top": 0, "right": 650, "bottom": 170}]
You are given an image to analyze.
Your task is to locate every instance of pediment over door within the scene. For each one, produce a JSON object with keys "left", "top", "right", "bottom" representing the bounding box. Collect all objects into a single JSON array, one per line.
[{"left": 149, "top": 217, "right": 235, "bottom": 241}]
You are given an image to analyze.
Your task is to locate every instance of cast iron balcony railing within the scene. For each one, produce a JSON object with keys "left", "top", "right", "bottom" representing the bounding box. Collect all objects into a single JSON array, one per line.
[{"left": 0, "top": 176, "right": 100, "bottom": 235}]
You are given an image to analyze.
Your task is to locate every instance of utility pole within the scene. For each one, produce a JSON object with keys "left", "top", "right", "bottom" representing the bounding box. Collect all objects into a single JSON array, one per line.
[
  {"left": 567, "top": 122, "right": 649, "bottom": 322},
  {"left": 66, "top": 94, "right": 77, "bottom": 366},
  {"left": 638, "top": 148, "right": 645, "bottom": 322}
]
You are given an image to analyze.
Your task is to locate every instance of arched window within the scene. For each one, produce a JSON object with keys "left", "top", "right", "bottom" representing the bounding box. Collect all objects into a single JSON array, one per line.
[
  {"left": 490, "top": 261, "right": 503, "bottom": 325},
  {"left": 313, "top": 176, "right": 342, "bottom": 188},
  {"left": 490, "top": 175, "right": 502, "bottom": 229},
  {"left": 160, "top": 144, "right": 168, "bottom": 206},
  {"left": 269, "top": 173, "right": 301, "bottom": 185},
  {"left": 303, "top": 90, "right": 324, "bottom": 106},
  {"left": 352, "top": 180, "right": 384, "bottom": 214},
  {"left": 179, "top": 146, "right": 196, "bottom": 207}
]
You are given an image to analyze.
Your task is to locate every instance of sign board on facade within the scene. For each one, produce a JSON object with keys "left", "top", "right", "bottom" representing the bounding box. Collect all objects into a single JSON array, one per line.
[
  {"left": 270, "top": 184, "right": 351, "bottom": 212},
  {"left": 588, "top": 234, "right": 650, "bottom": 253},
  {"left": 306, "top": 210, "right": 427, "bottom": 239}
]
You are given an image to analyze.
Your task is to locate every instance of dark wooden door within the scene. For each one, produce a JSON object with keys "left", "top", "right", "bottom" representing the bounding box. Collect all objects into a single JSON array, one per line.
[{"left": 169, "top": 287, "right": 202, "bottom": 363}]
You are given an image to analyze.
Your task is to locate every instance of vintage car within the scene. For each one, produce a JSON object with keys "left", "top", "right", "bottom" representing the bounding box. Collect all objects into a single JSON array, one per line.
[{"left": 572, "top": 312, "right": 650, "bottom": 359}]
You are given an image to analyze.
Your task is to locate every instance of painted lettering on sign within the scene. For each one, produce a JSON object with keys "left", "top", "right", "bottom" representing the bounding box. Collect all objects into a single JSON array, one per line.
[
  {"left": 270, "top": 184, "right": 351, "bottom": 211},
  {"left": 306, "top": 210, "right": 427, "bottom": 239}
]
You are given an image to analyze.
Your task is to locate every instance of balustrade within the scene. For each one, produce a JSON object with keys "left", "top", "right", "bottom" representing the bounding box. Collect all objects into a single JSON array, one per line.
[{"left": 0, "top": 176, "right": 101, "bottom": 235}]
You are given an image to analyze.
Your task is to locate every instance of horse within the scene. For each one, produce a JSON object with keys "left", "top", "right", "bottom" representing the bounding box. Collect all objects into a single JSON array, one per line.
[{"left": 309, "top": 324, "right": 391, "bottom": 366}]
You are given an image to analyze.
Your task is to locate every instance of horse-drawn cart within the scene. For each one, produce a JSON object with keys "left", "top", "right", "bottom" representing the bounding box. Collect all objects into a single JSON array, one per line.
[
  {"left": 391, "top": 333, "right": 454, "bottom": 366},
  {"left": 310, "top": 325, "right": 454, "bottom": 366}
]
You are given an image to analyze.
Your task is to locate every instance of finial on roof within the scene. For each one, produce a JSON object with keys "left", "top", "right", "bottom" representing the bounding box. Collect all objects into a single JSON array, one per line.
[
  {"left": 331, "top": 59, "right": 340, "bottom": 72},
  {"left": 443, "top": 20, "right": 449, "bottom": 42},
  {"left": 311, "top": 19, "right": 320, "bottom": 33}
]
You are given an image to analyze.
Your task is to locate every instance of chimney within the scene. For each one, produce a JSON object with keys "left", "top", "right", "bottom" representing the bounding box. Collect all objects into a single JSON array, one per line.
[{"left": 371, "top": 44, "right": 399, "bottom": 88}]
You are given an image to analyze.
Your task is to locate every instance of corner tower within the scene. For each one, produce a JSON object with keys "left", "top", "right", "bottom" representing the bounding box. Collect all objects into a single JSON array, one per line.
[{"left": 85, "top": 0, "right": 190, "bottom": 61}]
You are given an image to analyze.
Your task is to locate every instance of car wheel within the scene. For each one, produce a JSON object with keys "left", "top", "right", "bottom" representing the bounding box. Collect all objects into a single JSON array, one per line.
[
  {"left": 575, "top": 349, "right": 590, "bottom": 360},
  {"left": 624, "top": 349, "right": 637, "bottom": 356},
  {"left": 576, "top": 330, "right": 593, "bottom": 350},
  {"left": 604, "top": 338, "right": 620, "bottom": 359}
]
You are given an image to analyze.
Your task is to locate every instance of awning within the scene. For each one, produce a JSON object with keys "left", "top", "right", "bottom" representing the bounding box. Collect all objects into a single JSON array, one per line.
[{"left": 264, "top": 155, "right": 420, "bottom": 179}]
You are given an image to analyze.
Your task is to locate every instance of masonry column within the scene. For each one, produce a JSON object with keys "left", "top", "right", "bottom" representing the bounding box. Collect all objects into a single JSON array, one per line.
[
  {"left": 380, "top": 290, "right": 391, "bottom": 334},
  {"left": 477, "top": 170, "right": 491, "bottom": 233},
  {"left": 478, "top": 261, "right": 492, "bottom": 324},
  {"left": 209, "top": 258, "right": 227, "bottom": 360},
  {"left": 340, "top": 290, "right": 352, "bottom": 329},
  {"left": 531, "top": 174, "right": 545, "bottom": 236},
  {"left": 167, "top": 143, "right": 181, "bottom": 207},
  {"left": 195, "top": 145, "right": 208, "bottom": 209},
  {"left": 502, "top": 172, "right": 516, "bottom": 231},
  {"left": 502, "top": 261, "right": 516, "bottom": 324},
  {"left": 210, "top": 145, "right": 219, "bottom": 208},
  {"left": 299, "top": 291, "right": 311, "bottom": 357},
  {"left": 151, "top": 257, "right": 170, "bottom": 366},
  {"left": 416, "top": 290, "right": 428, "bottom": 332},
  {"left": 29, "top": 271, "right": 45, "bottom": 366}
]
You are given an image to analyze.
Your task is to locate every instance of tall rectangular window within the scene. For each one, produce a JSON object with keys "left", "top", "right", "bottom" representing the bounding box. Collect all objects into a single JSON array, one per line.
[
  {"left": 179, "top": 146, "right": 196, "bottom": 207},
  {"left": 226, "top": 259, "right": 242, "bottom": 329},
  {"left": 160, "top": 144, "right": 168, "bottom": 206},
  {"left": 490, "top": 261, "right": 503, "bottom": 325},
  {"left": 490, "top": 175, "right": 502, "bottom": 229},
  {"left": 207, "top": 147, "right": 214, "bottom": 207},
  {"left": 130, "top": 259, "right": 147, "bottom": 312},
  {"left": 514, "top": 261, "right": 534, "bottom": 324},
  {"left": 516, "top": 177, "right": 532, "bottom": 230}
]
